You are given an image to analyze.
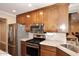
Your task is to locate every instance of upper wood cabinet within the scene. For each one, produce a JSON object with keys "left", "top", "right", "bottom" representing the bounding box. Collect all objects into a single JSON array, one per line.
[
  {"left": 43, "top": 5, "right": 59, "bottom": 32},
  {"left": 36, "top": 9, "right": 44, "bottom": 24},
  {"left": 16, "top": 3, "right": 69, "bottom": 32},
  {"left": 25, "top": 12, "right": 32, "bottom": 31},
  {"left": 16, "top": 14, "right": 26, "bottom": 25},
  {"left": 57, "top": 4, "right": 69, "bottom": 32},
  {"left": 31, "top": 11, "right": 37, "bottom": 24}
]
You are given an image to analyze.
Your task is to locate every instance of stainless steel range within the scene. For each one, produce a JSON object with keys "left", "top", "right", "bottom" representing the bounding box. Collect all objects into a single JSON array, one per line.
[{"left": 26, "top": 34, "right": 45, "bottom": 56}]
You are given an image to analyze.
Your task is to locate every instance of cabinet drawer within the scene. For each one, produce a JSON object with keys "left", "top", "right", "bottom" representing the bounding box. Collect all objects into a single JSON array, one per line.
[
  {"left": 41, "top": 49, "right": 56, "bottom": 56},
  {"left": 41, "top": 45, "right": 56, "bottom": 52}
]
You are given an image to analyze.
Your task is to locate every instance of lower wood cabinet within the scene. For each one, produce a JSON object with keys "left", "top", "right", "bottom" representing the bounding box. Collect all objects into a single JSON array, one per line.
[
  {"left": 21, "top": 42, "right": 70, "bottom": 56},
  {"left": 0, "top": 42, "right": 6, "bottom": 52},
  {"left": 40, "top": 45, "right": 56, "bottom": 56},
  {"left": 8, "top": 45, "right": 16, "bottom": 56},
  {"left": 56, "top": 48, "right": 70, "bottom": 56},
  {"left": 40, "top": 44, "right": 70, "bottom": 56},
  {"left": 21, "top": 41, "right": 26, "bottom": 56}
]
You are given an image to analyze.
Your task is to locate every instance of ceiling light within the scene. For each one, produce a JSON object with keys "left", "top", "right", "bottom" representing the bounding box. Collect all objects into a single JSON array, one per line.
[
  {"left": 26, "top": 15, "right": 30, "bottom": 18},
  {"left": 40, "top": 12, "right": 43, "bottom": 15},
  {"left": 12, "top": 10, "right": 16, "bottom": 12},
  {"left": 28, "top": 4, "right": 32, "bottom": 7}
]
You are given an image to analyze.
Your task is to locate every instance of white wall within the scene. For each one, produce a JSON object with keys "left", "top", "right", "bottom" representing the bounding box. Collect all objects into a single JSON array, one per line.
[
  {"left": 45, "top": 32, "right": 66, "bottom": 43},
  {"left": 0, "top": 10, "right": 16, "bottom": 24}
]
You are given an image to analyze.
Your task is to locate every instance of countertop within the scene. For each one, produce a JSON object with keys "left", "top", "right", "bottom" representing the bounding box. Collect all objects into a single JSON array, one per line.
[
  {"left": 40, "top": 40, "right": 79, "bottom": 56},
  {"left": 20, "top": 38, "right": 31, "bottom": 41},
  {"left": 20, "top": 38, "right": 79, "bottom": 56}
]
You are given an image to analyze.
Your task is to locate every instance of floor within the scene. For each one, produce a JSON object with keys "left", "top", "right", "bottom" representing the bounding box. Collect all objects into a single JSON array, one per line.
[{"left": 0, "top": 50, "right": 11, "bottom": 56}]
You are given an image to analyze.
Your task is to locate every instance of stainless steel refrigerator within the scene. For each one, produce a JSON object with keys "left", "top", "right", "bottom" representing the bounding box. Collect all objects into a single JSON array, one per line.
[{"left": 8, "top": 24, "right": 28, "bottom": 56}]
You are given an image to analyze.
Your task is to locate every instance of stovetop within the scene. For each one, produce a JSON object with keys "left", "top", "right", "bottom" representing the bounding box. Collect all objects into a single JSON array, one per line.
[{"left": 26, "top": 38, "right": 45, "bottom": 44}]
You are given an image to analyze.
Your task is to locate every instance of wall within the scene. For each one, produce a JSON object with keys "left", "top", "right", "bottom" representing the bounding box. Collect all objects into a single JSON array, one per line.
[
  {"left": 0, "top": 10, "right": 16, "bottom": 24},
  {"left": 45, "top": 32, "right": 66, "bottom": 44}
]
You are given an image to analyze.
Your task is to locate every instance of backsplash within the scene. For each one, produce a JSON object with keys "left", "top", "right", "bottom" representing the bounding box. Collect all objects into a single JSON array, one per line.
[
  {"left": 27, "top": 32, "right": 66, "bottom": 43},
  {"left": 45, "top": 32, "right": 66, "bottom": 43}
]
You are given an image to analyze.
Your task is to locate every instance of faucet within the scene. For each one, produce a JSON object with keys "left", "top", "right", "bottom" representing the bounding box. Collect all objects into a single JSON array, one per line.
[{"left": 67, "top": 34, "right": 79, "bottom": 46}]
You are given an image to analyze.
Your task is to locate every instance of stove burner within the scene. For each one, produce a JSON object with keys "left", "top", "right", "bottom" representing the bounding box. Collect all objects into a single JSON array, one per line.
[{"left": 26, "top": 38, "right": 45, "bottom": 44}]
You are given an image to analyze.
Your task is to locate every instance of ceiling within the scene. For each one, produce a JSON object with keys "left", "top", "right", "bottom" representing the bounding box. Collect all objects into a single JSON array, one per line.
[
  {"left": 0, "top": 3, "right": 79, "bottom": 15},
  {"left": 0, "top": 3, "right": 55, "bottom": 15},
  {"left": 69, "top": 3, "right": 79, "bottom": 13}
]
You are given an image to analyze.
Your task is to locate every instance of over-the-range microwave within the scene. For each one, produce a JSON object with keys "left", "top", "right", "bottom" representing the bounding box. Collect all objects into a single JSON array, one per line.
[{"left": 30, "top": 24, "right": 44, "bottom": 33}]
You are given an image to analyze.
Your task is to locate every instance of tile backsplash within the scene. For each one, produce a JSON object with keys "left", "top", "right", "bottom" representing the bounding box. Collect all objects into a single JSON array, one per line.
[
  {"left": 28, "top": 32, "right": 66, "bottom": 43},
  {"left": 45, "top": 32, "right": 66, "bottom": 43}
]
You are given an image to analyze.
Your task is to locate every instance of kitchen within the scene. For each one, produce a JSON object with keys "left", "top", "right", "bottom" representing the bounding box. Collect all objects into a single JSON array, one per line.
[{"left": 0, "top": 3, "right": 79, "bottom": 56}]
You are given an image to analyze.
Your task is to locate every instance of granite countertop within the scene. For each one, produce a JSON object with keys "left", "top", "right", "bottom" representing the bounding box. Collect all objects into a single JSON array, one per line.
[
  {"left": 20, "top": 38, "right": 79, "bottom": 56},
  {"left": 40, "top": 40, "right": 79, "bottom": 56},
  {"left": 20, "top": 38, "right": 31, "bottom": 41}
]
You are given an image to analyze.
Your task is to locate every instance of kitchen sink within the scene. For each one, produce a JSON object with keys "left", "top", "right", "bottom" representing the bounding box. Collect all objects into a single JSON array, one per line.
[{"left": 61, "top": 44, "right": 79, "bottom": 53}]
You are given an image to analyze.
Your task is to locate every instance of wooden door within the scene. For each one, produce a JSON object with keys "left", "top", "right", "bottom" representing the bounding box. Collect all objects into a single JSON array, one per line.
[{"left": 0, "top": 18, "right": 7, "bottom": 52}]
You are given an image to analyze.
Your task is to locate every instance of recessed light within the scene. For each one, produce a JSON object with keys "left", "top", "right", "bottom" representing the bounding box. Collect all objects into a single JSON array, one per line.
[
  {"left": 28, "top": 4, "right": 32, "bottom": 7},
  {"left": 12, "top": 10, "right": 16, "bottom": 12},
  {"left": 40, "top": 12, "right": 43, "bottom": 15},
  {"left": 26, "top": 15, "right": 30, "bottom": 18}
]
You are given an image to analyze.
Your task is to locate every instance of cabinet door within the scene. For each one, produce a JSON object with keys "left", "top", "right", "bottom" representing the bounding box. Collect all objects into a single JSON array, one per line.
[
  {"left": 16, "top": 14, "right": 25, "bottom": 25},
  {"left": 57, "top": 4, "right": 69, "bottom": 32},
  {"left": 41, "top": 49, "right": 56, "bottom": 56},
  {"left": 36, "top": 9, "right": 44, "bottom": 24},
  {"left": 8, "top": 45, "right": 16, "bottom": 56},
  {"left": 25, "top": 13, "right": 32, "bottom": 32},
  {"left": 31, "top": 11, "right": 37, "bottom": 24},
  {"left": 21, "top": 41, "right": 26, "bottom": 56},
  {"left": 16, "top": 16, "right": 21, "bottom": 24},
  {"left": 57, "top": 48, "right": 70, "bottom": 56},
  {"left": 40, "top": 45, "right": 56, "bottom": 56},
  {"left": 43, "top": 6, "right": 58, "bottom": 32}
]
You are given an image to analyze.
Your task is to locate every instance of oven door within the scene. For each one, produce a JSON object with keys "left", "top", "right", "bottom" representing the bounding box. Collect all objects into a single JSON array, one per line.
[{"left": 26, "top": 44, "right": 39, "bottom": 56}]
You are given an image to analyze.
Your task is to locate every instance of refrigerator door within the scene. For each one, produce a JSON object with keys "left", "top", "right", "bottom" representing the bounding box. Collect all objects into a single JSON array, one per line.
[{"left": 17, "top": 24, "right": 28, "bottom": 56}]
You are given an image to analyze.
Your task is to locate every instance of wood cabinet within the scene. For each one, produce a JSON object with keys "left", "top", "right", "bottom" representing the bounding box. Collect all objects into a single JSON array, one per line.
[
  {"left": 40, "top": 44, "right": 70, "bottom": 56},
  {"left": 16, "top": 14, "right": 26, "bottom": 25},
  {"left": 21, "top": 41, "right": 26, "bottom": 56},
  {"left": 8, "top": 24, "right": 17, "bottom": 56},
  {"left": 0, "top": 18, "right": 7, "bottom": 52},
  {"left": 36, "top": 9, "right": 44, "bottom": 24},
  {"left": 8, "top": 45, "right": 16, "bottom": 56},
  {"left": 16, "top": 3, "right": 69, "bottom": 32},
  {"left": 43, "top": 5, "right": 58, "bottom": 32},
  {"left": 25, "top": 12, "right": 32, "bottom": 32},
  {"left": 40, "top": 45, "right": 56, "bottom": 56},
  {"left": 56, "top": 48, "right": 70, "bottom": 56}
]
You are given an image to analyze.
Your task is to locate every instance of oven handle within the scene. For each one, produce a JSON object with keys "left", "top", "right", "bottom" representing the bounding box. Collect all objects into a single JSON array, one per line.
[{"left": 26, "top": 45, "right": 39, "bottom": 48}]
